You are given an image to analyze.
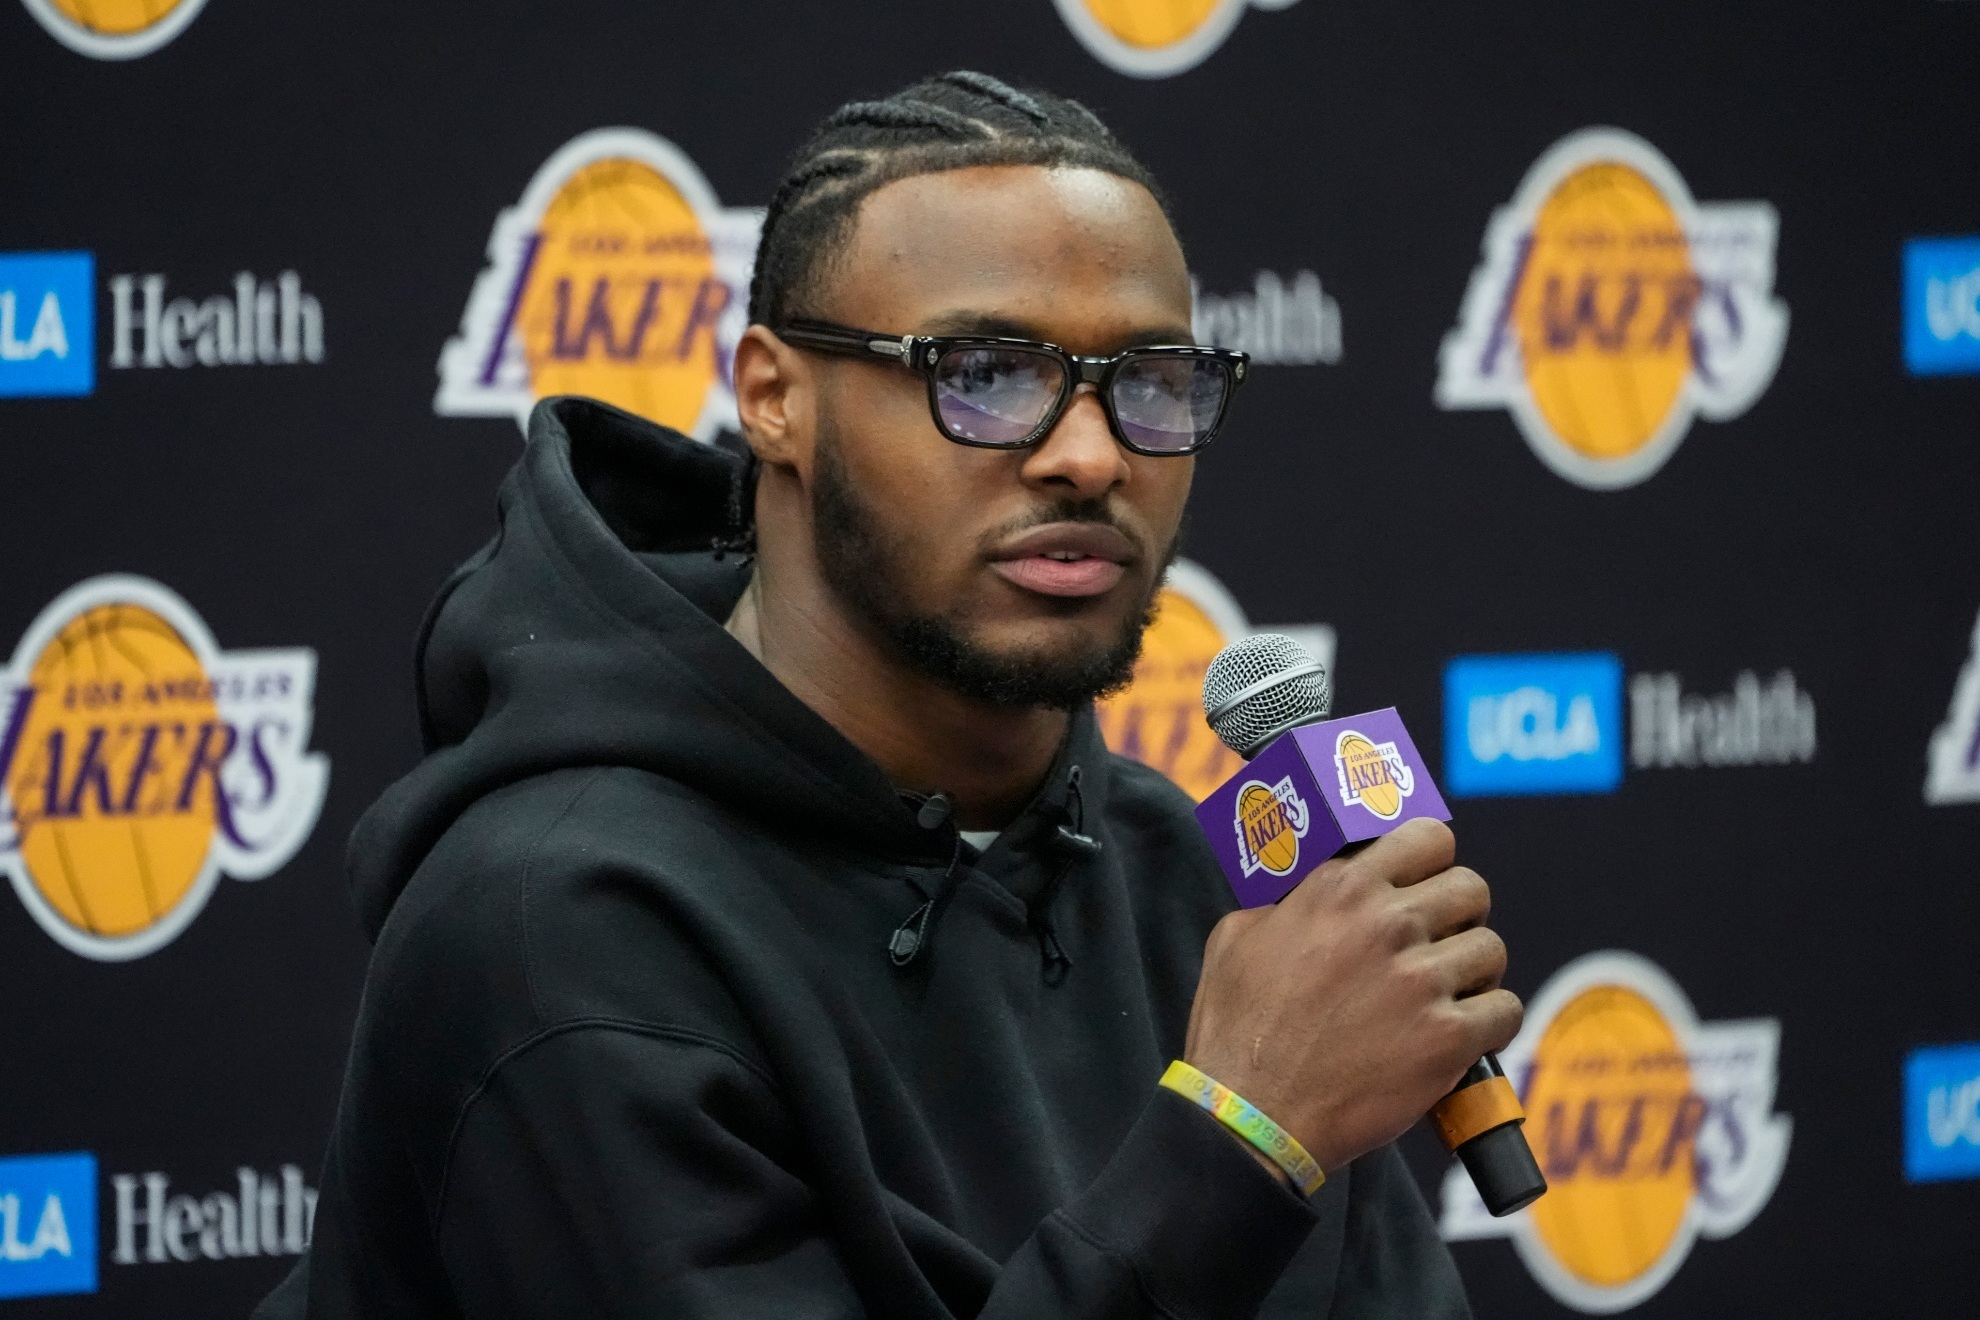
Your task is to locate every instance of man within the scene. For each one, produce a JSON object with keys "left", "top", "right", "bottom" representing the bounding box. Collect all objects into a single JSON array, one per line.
[{"left": 270, "top": 71, "right": 1520, "bottom": 1318}]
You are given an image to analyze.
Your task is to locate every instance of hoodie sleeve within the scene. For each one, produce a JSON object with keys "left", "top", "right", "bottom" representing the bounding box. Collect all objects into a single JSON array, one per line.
[
  {"left": 1325, "top": 1145, "right": 1472, "bottom": 1320},
  {"left": 433, "top": 1026, "right": 1321, "bottom": 1320}
]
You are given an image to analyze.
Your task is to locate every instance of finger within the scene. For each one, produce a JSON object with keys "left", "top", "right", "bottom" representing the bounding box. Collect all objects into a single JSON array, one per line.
[
  {"left": 1421, "top": 925, "right": 1509, "bottom": 998},
  {"left": 1447, "top": 987, "right": 1524, "bottom": 1055},
  {"left": 1398, "top": 866, "right": 1491, "bottom": 941},
  {"left": 1357, "top": 817, "right": 1457, "bottom": 891}
]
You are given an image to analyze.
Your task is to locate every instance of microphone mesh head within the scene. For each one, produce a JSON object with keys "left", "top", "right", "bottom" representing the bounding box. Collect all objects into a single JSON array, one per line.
[{"left": 1201, "top": 633, "right": 1333, "bottom": 759}]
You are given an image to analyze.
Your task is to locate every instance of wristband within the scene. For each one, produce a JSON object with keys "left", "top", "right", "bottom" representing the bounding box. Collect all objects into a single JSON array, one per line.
[{"left": 1159, "top": 1060, "right": 1325, "bottom": 1196}]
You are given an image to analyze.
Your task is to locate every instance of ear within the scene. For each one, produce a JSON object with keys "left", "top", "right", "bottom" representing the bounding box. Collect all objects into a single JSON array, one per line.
[{"left": 734, "top": 325, "right": 815, "bottom": 472}]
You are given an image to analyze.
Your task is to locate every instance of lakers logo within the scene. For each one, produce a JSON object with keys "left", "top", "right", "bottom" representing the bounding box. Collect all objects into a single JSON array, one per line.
[
  {"left": 0, "top": 577, "right": 327, "bottom": 961},
  {"left": 1054, "top": 0, "right": 1301, "bottom": 78},
  {"left": 1436, "top": 128, "right": 1788, "bottom": 489},
  {"left": 436, "top": 128, "right": 763, "bottom": 439},
  {"left": 1440, "top": 952, "right": 1791, "bottom": 1312},
  {"left": 1232, "top": 777, "right": 1308, "bottom": 877},
  {"left": 20, "top": 0, "right": 207, "bottom": 59},
  {"left": 1333, "top": 730, "right": 1413, "bottom": 820},
  {"left": 1097, "top": 560, "right": 1333, "bottom": 800}
]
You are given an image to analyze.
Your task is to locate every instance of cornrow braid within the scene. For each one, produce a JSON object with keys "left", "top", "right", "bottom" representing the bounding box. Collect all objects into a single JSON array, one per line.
[{"left": 746, "top": 70, "right": 1169, "bottom": 331}]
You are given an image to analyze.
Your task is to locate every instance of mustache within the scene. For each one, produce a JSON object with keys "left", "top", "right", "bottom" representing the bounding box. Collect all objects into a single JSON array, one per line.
[{"left": 979, "top": 499, "right": 1149, "bottom": 560}]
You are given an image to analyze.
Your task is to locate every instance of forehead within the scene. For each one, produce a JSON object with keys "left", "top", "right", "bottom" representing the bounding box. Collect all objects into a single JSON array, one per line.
[{"left": 819, "top": 165, "right": 1192, "bottom": 349}]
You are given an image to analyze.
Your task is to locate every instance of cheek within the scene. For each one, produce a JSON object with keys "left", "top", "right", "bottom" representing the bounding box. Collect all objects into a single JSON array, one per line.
[
  {"left": 1130, "top": 456, "right": 1195, "bottom": 549},
  {"left": 832, "top": 386, "right": 992, "bottom": 562}
]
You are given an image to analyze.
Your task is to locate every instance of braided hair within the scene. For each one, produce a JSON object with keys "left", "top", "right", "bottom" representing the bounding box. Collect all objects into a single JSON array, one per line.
[
  {"left": 715, "top": 71, "right": 1171, "bottom": 559},
  {"left": 749, "top": 70, "right": 1169, "bottom": 328}
]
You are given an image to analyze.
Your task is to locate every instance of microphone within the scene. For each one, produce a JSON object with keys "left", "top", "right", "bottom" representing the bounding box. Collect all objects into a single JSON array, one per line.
[{"left": 1195, "top": 634, "right": 1546, "bottom": 1218}]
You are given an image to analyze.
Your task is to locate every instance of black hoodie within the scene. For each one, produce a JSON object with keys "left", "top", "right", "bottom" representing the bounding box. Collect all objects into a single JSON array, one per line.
[{"left": 272, "top": 397, "right": 1470, "bottom": 1319}]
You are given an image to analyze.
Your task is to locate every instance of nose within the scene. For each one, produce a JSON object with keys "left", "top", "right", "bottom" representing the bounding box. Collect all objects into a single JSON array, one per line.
[{"left": 1018, "top": 385, "right": 1129, "bottom": 499}]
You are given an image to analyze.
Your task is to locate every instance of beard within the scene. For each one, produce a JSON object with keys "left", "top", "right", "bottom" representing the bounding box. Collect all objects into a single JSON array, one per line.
[{"left": 809, "top": 423, "right": 1176, "bottom": 710}]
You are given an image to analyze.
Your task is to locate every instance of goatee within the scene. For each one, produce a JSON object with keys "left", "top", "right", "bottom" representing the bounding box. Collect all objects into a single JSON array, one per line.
[{"left": 809, "top": 425, "right": 1175, "bottom": 710}]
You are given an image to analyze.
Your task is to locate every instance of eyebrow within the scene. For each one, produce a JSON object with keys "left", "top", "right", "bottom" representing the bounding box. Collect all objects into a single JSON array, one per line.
[{"left": 915, "top": 310, "right": 1196, "bottom": 349}]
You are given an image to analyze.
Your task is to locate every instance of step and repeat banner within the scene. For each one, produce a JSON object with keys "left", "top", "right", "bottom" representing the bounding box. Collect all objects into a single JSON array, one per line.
[{"left": 3, "top": 2, "right": 1977, "bottom": 1316}]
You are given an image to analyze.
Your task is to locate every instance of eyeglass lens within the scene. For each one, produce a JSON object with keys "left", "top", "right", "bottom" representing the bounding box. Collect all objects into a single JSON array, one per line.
[
  {"left": 932, "top": 346, "right": 1230, "bottom": 451},
  {"left": 1111, "top": 356, "right": 1230, "bottom": 454},
  {"left": 933, "top": 347, "right": 1066, "bottom": 445}
]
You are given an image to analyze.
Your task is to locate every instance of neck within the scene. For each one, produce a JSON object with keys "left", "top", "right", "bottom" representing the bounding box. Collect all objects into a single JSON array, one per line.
[{"left": 726, "top": 571, "right": 1067, "bottom": 831}]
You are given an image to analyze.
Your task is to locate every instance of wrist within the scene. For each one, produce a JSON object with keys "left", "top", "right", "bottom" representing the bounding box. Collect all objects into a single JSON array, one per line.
[{"left": 1158, "top": 1060, "right": 1325, "bottom": 1196}]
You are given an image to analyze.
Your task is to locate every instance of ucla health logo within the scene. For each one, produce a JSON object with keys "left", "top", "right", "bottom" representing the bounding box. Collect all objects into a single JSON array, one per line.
[
  {"left": 1056, "top": 0, "right": 1301, "bottom": 77},
  {"left": 1437, "top": 129, "right": 1787, "bottom": 489},
  {"left": 1445, "top": 653, "right": 1623, "bottom": 797},
  {"left": 0, "top": 253, "right": 92, "bottom": 399},
  {"left": 1232, "top": 776, "right": 1309, "bottom": 878},
  {"left": 1905, "top": 1043, "right": 1980, "bottom": 1183},
  {"left": 438, "top": 128, "right": 762, "bottom": 439},
  {"left": 0, "top": 576, "right": 327, "bottom": 960},
  {"left": 1441, "top": 952, "right": 1790, "bottom": 1313},
  {"left": 1902, "top": 237, "right": 1980, "bottom": 376},
  {"left": 19, "top": 0, "right": 205, "bottom": 58},
  {"left": 0, "top": 1153, "right": 95, "bottom": 1300}
]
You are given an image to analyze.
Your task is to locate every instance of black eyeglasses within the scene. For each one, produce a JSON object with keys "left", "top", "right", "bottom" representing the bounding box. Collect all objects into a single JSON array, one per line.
[{"left": 777, "top": 320, "right": 1247, "bottom": 456}]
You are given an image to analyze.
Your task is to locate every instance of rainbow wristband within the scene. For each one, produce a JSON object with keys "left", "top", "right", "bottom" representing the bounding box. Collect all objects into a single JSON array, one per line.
[{"left": 1159, "top": 1060, "right": 1325, "bottom": 1196}]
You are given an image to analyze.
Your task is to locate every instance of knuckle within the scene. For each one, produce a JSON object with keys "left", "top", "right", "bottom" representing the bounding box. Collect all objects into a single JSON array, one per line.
[{"left": 1375, "top": 900, "right": 1424, "bottom": 948}]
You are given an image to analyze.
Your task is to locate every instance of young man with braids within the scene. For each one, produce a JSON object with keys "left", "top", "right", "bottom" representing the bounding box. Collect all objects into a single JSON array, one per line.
[{"left": 267, "top": 71, "right": 1517, "bottom": 1319}]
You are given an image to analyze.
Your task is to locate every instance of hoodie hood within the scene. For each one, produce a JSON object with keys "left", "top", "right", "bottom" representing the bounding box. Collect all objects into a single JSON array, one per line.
[{"left": 348, "top": 396, "right": 960, "bottom": 940}]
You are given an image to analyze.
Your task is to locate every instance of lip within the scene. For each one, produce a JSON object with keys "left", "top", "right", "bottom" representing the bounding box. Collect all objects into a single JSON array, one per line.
[{"left": 987, "top": 521, "right": 1136, "bottom": 599}]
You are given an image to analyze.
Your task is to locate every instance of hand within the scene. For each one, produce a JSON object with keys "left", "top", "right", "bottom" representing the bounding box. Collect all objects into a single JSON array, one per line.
[{"left": 1183, "top": 818, "right": 1522, "bottom": 1174}]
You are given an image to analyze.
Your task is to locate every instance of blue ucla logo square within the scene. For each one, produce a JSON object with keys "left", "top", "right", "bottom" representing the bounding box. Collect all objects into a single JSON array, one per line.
[
  {"left": 1904, "top": 1043, "right": 1980, "bottom": 1184},
  {"left": 1903, "top": 237, "right": 1980, "bottom": 377},
  {"left": 0, "top": 1151, "right": 97, "bottom": 1299},
  {"left": 0, "top": 252, "right": 94, "bottom": 398},
  {"left": 1443, "top": 653, "right": 1624, "bottom": 798}
]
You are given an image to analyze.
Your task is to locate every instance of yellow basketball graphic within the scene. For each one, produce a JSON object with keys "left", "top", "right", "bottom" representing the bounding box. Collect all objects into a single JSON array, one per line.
[
  {"left": 1236, "top": 782, "right": 1300, "bottom": 875},
  {"left": 0, "top": 576, "right": 328, "bottom": 960},
  {"left": 22, "top": 0, "right": 206, "bottom": 56},
  {"left": 1335, "top": 733, "right": 1401, "bottom": 818},
  {"left": 513, "top": 157, "right": 725, "bottom": 433},
  {"left": 1437, "top": 128, "right": 1786, "bottom": 490},
  {"left": 1097, "top": 585, "right": 1243, "bottom": 799},
  {"left": 1513, "top": 162, "right": 1695, "bottom": 462},
  {"left": 1055, "top": 0, "right": 1295, "bottom": 77},
  {"left": 43, "top": 0, "right": 187, "bottom": 34},
  {"left": 1078, "top": 0, "right": 1224, "bottom": 47},
  {"left": 1525, "top": 985, "right": 1696, "bottom": 1288},
  {"left": 9, "top": 604, "right": 219, "bottom": 940}
]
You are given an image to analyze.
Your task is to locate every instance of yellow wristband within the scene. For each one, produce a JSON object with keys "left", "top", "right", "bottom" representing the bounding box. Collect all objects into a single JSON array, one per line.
[{"left": 1159, "top": 1060, "right": 1325, "bottom": 1196}]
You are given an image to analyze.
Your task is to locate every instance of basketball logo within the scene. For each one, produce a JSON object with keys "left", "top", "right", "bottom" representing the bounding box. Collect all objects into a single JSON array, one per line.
[
  {"left": 1333, "top": 729, "right": 1413, "bottom": 820},
  {"left": 1436, "top": 128, "right": 1787, "bottom": 489},
  {"left": 436, "top": 128, "right": 763, "bottom": 439},
  {"left": 1232, "top": 777, "right": 1308, "bottom": 877},
  {"left": 1096, "top": 560, "right": 1333, "bottom": 800},
  {"left": 0, "top": 576, "right": 327, "bottom": 961},
  {"left": 1055, "top": 0, "right": 1301, "bottom": 78},
  {"left": 1440, "top": 952, "right": 1791, "bottom": 1312},
  {"left": 19, "top": 0, "right": 207, "bottom": 58}
]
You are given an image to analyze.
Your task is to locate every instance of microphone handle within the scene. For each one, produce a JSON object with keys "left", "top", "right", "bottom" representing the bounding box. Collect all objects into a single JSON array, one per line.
[{"left": 1429, "top": 1053, "right": 1547, "bottom": 1217}]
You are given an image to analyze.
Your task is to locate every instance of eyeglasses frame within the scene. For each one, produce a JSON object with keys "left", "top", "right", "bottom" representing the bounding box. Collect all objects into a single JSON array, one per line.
[{"left": 775, "top": 319, "right": 1248, "bottom": 456}]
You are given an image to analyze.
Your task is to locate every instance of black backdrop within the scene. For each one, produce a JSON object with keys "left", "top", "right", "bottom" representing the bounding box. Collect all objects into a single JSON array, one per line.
[{"left": 4, "top": 2, "right": 1978, "bottom": 1316}]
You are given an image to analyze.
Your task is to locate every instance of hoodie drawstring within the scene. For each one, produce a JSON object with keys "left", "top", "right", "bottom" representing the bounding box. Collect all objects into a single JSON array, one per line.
[
  {"left": 888, "top": 793, "right": 965, "bottom": 968},
  {"left": 1030, "top": 765, "right": 1100, "bottom": 985},
  {"left": 888, "top": 770, "right": 1102, "bottom": 982}
]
